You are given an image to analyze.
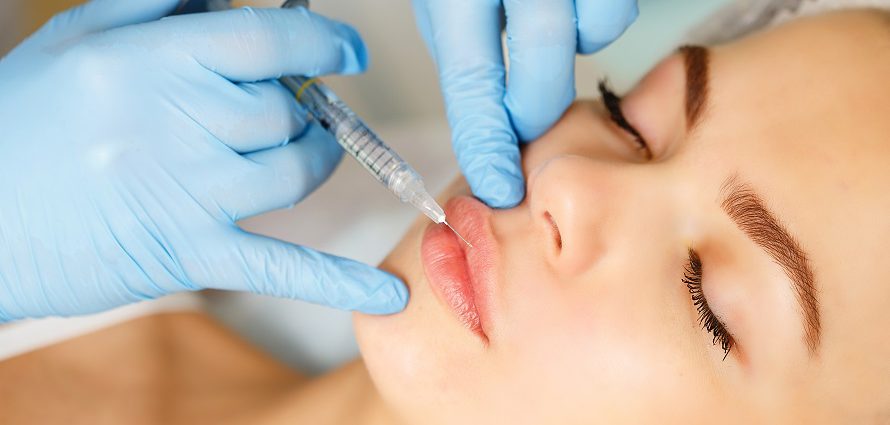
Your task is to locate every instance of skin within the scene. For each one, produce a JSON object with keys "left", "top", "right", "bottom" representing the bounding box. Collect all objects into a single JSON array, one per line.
[
  {"left": 2, "top": 9, "right": 889, "bottom": 425},
  {"left": 354, "top": 10, "right": 890, "bottom": 424},
  {"left": 0, "top": 312, "right": 399, "bottom": 425}
]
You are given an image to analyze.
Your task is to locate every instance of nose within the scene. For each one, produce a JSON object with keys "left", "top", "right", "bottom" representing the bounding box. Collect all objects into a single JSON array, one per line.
[{"left": 527, "top": 154, "right": 628, "bottom": 275}]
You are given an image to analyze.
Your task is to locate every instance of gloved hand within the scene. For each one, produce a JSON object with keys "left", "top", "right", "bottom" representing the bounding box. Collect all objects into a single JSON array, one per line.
[
  {"left": 413, "top": 0, "right": 638, "bottom": 207},
  {"left": 0, "top": 0, "right": 408, "bottom": 321}
]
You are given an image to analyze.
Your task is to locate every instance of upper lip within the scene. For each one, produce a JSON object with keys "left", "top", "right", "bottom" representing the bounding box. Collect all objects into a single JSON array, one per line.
[{"left": 420, "top": 196, "right": 499, "bottom": 343}]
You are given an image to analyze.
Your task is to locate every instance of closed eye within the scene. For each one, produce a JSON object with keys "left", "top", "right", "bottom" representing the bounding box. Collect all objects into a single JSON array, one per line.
[
  {"left": 684, "top": 248, "right": 734, "bottom": 360},
  {"left": 598, "top": 79, "right": 652, "bottom": 160}
]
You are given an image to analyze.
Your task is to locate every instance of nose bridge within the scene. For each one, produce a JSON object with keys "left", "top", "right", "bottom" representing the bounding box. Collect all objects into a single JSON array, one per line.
[{"left": 528, "top": 154, "right": 616, "bottom": 222}]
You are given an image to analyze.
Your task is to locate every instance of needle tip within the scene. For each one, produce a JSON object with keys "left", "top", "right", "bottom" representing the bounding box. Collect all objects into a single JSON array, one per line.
[{"left": 444, "top": 221, "right": 473, "bottom": 248}]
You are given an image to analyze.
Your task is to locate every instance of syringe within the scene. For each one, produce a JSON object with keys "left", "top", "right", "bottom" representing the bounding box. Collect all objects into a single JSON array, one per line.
[{"left": 279, "top": 75, "right": 472, "bottom": 248}]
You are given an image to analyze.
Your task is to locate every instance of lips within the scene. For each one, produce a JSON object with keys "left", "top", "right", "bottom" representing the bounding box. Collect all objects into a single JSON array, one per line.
[{"left": 420, "top": 196, "right": 498, "bottom": 343}]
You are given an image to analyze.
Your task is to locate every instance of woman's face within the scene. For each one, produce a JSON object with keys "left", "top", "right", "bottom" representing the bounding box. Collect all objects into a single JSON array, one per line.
[{"left": 355, "top": 11, "right": 890, "bottom": 424}]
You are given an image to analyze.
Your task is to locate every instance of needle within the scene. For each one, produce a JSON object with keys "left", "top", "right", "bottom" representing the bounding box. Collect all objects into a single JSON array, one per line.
[{"left": 444, "top": 221, "right": 473, "bottom": 248}]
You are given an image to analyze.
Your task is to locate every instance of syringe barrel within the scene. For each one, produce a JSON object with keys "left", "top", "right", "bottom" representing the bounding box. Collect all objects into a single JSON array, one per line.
[
  {"left": 280, "top": 77, "right": 443, "bottom": 221},
  {"left": 276, "top": 1, "right": 445, "bottom": 224},
  {"left": 283, "top": 77, "right": 407, "bottom": 189}
]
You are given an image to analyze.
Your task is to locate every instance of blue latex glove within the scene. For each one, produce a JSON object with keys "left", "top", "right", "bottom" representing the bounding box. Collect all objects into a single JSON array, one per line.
[
  {"left": 413, "top": 0, "right": 638, "bottom": 207},
  {"left": 0, "top": 0, "right": 408, "bottom": 321}
]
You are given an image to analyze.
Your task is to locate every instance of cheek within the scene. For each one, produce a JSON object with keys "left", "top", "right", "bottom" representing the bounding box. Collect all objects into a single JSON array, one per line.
[{"left": 496, "top": 262, "right": 712, "bottom": 419}]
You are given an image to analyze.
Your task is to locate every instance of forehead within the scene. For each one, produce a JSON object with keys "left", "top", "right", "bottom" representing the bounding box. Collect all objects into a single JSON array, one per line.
[
  {"left": 700, "top": 10, "right": 890, "bottom": 268},
  {"left": 697, "top": 9, "right": 890, "bottom": 390},
  {"left": 700, "top": 13, "right": 890, "bottom": 227}
]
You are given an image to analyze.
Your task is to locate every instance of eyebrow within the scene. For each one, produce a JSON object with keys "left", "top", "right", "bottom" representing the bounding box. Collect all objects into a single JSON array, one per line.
[
  {"left": 678, "top": 45, "right": 710, "bottom": 132},
  {"left": 720, "top": 176, "right": 821, "bottom": 354}
]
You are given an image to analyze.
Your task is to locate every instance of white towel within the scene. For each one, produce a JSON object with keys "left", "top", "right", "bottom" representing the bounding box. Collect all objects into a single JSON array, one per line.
[{"left": 688, "top": 0, "right": 890, "bottom": 44}]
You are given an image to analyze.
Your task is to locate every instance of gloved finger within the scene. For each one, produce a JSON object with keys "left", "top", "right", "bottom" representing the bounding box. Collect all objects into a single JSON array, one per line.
[
  {"left": 146, "top": 7, "right": 368, "bottom": 83},
  {"left": 215, "top": 124, "right": 342, "bottom": 221},
  {"left": 417, "top": 0, "right": 525, "bottom": 208},
  {"left": 503, "top": 0, "right": 577, "bottom": 142},
  {"left": 34, "top": 0, "right": 182, "bottom": 46},
  {"left": 576, "top": 0, "right": 639, "bottom": 54},
  {"left": 198, "top": 229, "right": 409, "bottom": 314},
  {"left": 187, "top": 80, "right": 308, "bottom": 154}
]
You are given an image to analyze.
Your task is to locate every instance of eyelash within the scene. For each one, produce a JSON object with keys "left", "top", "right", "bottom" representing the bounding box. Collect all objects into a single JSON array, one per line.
[
  {"left": 597, "top": 80, "right": 730, "bottom": 359},
  {"left": 683, "top": 248, "right": 735, "bottom": 360},
  {"left": 598, "top": 80, "right": 652, "bottom": 160}
]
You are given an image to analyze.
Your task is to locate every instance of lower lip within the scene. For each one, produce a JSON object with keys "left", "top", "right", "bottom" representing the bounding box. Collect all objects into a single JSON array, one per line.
[{"left": 420, "top": 196, "right": 496, "bottom": 342}]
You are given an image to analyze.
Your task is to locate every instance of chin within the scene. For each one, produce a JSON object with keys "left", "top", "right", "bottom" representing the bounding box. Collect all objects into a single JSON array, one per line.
[{"left": 352, "top": 179, "right": 491, "bottom": 423}]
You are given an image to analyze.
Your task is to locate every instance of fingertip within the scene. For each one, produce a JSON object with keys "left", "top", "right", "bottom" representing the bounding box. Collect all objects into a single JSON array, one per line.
[
  {"left": 356, "top": 272, "right": 409, "bottom": 315},
  {"left": 286, "top": 8, "right": 368, "bottom": 76},
  {"left": 516, "top": 122, "right": 551, "bottom": 143},
  {"left": 470, "top": 159, "right": 526, "bottom": 209},
  {"left": 507, "top": 92, "right": 573, "bottom": 142},
  {"left": 575, "top": 1, "right": 638, "bottom": 55},
  {"left": 334, "top": 22, "right": 369, "bottom": 75},
  {"left": 628, "top": 2, "right": 640, "bottom": 25},
  {"left": 577, "top": 39, "right": 610, "bottom": 55}
]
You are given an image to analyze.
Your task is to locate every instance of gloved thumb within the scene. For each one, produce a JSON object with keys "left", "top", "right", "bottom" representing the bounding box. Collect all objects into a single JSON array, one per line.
[
  {"left": 199, "top": 230, "right": 409, "bottom": 315},
  {"left": 35, "top": 0, "right": 183, "bottom": 46}
]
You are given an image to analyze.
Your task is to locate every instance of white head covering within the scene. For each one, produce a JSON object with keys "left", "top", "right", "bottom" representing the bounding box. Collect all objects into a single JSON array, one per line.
[{"left": 687, "top": 0, "right": 890, "bottom": 44}]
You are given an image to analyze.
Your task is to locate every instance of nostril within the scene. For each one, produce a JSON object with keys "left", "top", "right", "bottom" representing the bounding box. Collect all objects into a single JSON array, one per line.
[{"left": 544, "top": 211, "right": 562, "bottom": 252}]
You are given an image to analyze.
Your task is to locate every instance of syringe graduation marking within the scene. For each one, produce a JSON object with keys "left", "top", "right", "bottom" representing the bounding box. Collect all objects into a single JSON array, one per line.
[
  {"left": 281, "top": 72, "right": 447, "bottom": 226},
  {"left": 278, "top": 1, "right": 452, "bottom": 237}
]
